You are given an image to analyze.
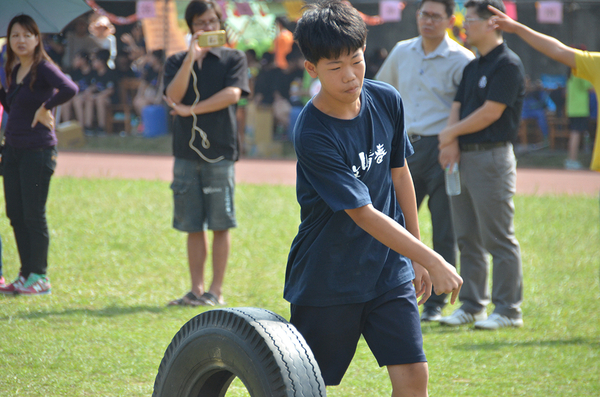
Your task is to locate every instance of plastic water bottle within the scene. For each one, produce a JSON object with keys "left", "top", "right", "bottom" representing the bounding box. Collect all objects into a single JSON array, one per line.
[{"left": 445, "top": 163, "right": 461, "bottom": 196}]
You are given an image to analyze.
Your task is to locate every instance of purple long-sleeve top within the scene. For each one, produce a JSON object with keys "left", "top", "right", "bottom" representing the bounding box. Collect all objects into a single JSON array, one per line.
[{"left": 0, "top": 59, "right": 78, "bottom": 149}]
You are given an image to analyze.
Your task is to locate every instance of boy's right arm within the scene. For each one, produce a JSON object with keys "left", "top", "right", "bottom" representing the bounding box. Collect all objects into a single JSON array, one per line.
[{"left": 345, "top": 204, "right": 463, "bottom": 303}]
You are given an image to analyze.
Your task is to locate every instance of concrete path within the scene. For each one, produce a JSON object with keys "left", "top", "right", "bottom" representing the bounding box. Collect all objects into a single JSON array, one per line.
[{"left": 54, "top": 152, "right": 600, "bottom": 196}]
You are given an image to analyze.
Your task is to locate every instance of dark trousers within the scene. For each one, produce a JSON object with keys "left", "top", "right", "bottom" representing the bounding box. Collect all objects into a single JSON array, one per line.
[
  {"left": 407, "top": 136, "right": 457, "bottom": 309},
  {"left": 3, "top": 144, "right": 57, "bottom": 278}
]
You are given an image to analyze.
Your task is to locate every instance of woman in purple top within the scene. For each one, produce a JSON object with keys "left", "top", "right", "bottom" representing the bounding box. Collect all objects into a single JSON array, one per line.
[{"left": 0, "top": 15, "right": 77, "bottom": 296}]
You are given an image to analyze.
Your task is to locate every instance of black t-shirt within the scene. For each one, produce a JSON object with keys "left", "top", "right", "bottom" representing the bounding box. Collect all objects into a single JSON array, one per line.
[
  {"left": 91, "top": 68, "right": 119, "bottom": 103},
  {"left": 142, "top": 64, "right": 159, "bottom": 86},
  {"left": 70, "top": 69, "right": 97, "bottom": 92},
  {"left": 163, "top": 47, "right": 250, "bottom": 162},
  {"left": 254, "top": 66, "right": 284, "bottom": 105},
  {"left": 454, "top": 42, "right": 525, "bottom": 143}
]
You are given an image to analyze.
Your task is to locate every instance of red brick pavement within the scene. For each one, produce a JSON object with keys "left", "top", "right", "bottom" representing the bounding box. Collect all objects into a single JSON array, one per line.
[{"left": 55, "top": 152, "right": 600, "bottom": 196}]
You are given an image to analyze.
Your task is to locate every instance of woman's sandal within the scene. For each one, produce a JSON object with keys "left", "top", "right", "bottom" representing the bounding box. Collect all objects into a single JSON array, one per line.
[
  {"left": 167, "top": 291, "right": 205, "bottom": 306},
  {"left": 199, "top": 292, "right": 226, "bottom": 306}
]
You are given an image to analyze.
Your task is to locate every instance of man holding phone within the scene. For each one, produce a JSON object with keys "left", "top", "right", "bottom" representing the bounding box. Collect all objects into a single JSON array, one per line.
[{"left": 163, "top": 0, "right": 250, "bottom": 307}]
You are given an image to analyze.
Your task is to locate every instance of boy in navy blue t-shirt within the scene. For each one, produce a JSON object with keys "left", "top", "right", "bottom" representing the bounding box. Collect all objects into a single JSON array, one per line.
[{"left": 285, "top": 1, "right": 463, "bottom": 395}]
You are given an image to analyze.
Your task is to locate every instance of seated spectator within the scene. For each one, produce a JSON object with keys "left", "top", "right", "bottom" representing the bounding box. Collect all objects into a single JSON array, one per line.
[
  {"left": 133, "top": 50, "right": 164, "bottom": 117},
  {"left": 82, "top": 49, "right": 119, "bottom": 135},
  {"left": 285, "top": 48, "right": 313, "bottom": 139},
  {"left": 89, "top": 16, "right": 117, "bottom": 70},
  {"left": 61, "top": 50, "right": 97, "bottom": 125},
  {"left": 43, "top": 34, "right": 65, "bottom": 66},
  {"left": 522, "top": 75, "right": 555, "bottom": 141},
  {"left": 115, "top": 52, "right": 138, "bottom": 80},
  {"left": 253, "top": 52, "right": 281, "bottom": 107},
  {"left": 236, "top": 49, "right": 261, "bottom": 154},
  {"left": 365, "top": 47, "right": 388, "bottom": 79},
  {"left": 62, "top": 16, "right": 99, "bottom": 73},
  {"left": 121, "top": 21, "right": 146, "bottom": 62}
]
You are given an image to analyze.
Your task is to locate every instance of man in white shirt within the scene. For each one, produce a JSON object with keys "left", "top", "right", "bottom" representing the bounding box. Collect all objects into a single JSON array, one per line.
[{"left": 376, "top": 0, "right": 474, "bottom": 322}]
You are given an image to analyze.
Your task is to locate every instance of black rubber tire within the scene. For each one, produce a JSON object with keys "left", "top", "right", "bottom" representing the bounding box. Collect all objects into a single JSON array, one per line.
[{"left": 152, "top": 307, "right": 326, "bottom": 397}]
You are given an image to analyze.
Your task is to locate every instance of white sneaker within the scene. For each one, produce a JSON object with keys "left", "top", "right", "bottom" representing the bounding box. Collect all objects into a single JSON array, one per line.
[
  {"left": 474, "top": 313, "right": 523, "bottom": 330},
  {"left": 438, "top": 308, "right": 487, "bottom": 326}
]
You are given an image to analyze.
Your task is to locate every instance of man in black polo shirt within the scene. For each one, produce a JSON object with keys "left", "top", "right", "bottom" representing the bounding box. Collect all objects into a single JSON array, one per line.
[
  {"left": 436, "top": 0, "right": 525, "bottom": 330},
  {"left": 163, "top": 0, "right": 250, "bottom": 307}
]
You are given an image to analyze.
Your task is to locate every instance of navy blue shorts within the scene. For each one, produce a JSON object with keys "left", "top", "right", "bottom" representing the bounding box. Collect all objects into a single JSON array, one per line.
[
  {"left": 568, "top": 117, "right": 589, "bottom": 133},
  {"left": 290, "top": 281, "right": 426, "bottom": 386}
]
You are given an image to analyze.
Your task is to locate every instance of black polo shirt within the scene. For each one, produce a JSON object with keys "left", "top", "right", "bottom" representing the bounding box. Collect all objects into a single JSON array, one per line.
[
  {"left": 164, "top": 47, "right": 250, "bottom": 162},
  {"left": 454, "top": 42, "right": 525, "bottom": 144}
]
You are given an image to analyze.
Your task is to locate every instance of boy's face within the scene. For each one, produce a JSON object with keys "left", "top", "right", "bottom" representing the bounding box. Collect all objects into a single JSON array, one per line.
[{"left": 306, "top": 47, "right": 366, "bottom": 108}]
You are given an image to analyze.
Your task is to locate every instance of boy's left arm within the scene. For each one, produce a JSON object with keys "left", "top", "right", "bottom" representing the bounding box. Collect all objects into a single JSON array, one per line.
[{"left": 392, "top": 165, "right": 432, "bottom": 305}]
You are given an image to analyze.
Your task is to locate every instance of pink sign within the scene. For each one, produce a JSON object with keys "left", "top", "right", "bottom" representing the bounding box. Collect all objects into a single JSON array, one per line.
[
  {"left": 379, "top": 0, "right": 403, "bottom": 23},
  {"left": 235, "top": 2, "right": 254, "bottom": 16},
  {"left": 137, "top": 1, "right": 156, "bottom": 19},
  {"left": 537, "top": 1, "right": 563, "bottom": 24},
  {"left": 503, "top": 1, "right": 517, "bottom": 20}
]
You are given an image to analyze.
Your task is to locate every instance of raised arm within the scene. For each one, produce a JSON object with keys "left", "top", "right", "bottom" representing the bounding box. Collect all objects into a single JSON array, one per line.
[
  {"left": 165, "top": 31, "right": 210, "bottom": 102},
  {"left": 488, "top": 5, "right": 577, "bottom": 69}
]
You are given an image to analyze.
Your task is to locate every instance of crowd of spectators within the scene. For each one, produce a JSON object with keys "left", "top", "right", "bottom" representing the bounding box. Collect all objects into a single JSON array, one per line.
[
  {"left": 1, "top": 9, "right": 594, "bottom": 167},
  {"left": 7, "top": 13, "right": 161, "bottom": 136}
]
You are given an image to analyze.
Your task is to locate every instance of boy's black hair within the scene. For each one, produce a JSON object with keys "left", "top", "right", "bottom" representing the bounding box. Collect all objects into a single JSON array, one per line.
[
  {"left": 293, "top": 0, "right": 367, "bottom": 65},
  {"left": 185, "top": 0, "right": 223, "bottom": 33},
  {"left": 151, "top": 49, "right": 165, "bottom": 60},
  {"left": 417, "top": 0, "right": 455, "bottom": 19},
  {"left": 464, "top": 0, "right": 505, "bottom": 18},
  {"left": 76, "top": 50, "right": 90, "bottom": 63},
  {"left": 94, "top": 49, "right": 111, "bottom": 63}
]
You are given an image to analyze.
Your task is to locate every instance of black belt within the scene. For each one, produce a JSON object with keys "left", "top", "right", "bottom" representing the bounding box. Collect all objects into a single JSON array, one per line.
[
  {"left": 459, "top": 141, "right": 509, "bottom": 152},
  {"left": 408, "top": 134, "right": 437, "bottom": 143}
]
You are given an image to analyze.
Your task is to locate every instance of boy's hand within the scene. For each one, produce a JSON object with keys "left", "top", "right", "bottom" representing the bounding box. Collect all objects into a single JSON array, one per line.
[
  {"left": 412, "top": 262, "right": 432, "bottom": 305},
  {"left": 428, "top": 259, "right": 463, "bottom": 304}
]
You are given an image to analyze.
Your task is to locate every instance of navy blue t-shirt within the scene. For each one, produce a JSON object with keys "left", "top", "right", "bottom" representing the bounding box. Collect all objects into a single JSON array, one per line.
[{"left": 284, "top": 79, "right": 415, "bottom": 306}]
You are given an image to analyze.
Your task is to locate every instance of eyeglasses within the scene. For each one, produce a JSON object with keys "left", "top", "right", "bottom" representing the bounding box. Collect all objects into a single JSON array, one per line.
[
  {"left": 463, "top": 17, "right": 487, "bottom": 25},
  {"left": 193, "top": 18, "right": 220, "bottom": 29},
  {"left": 417, "top": 11, "right": 446, "bottom": 23}
]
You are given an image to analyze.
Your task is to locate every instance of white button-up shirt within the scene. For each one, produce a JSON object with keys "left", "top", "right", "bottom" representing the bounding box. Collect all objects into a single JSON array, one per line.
[{"left": 375, "top": 34, "right": 474, "bottom": 136}]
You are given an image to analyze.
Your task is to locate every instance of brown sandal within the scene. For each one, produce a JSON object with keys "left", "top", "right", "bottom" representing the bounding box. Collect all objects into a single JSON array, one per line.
[
  {"left": 167, "top": 292, "right": 204, "bottom": 306},
  {"left": 199, "top": 292, "right": 226, "bottom": 306}
]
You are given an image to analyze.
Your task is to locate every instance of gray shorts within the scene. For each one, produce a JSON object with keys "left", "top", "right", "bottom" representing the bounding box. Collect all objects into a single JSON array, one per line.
[{"left": 171, "top": 158, "right": 236, "bottom": 232}]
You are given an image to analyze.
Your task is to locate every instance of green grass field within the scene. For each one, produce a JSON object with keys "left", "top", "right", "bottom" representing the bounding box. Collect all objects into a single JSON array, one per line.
[{"left": 0, "top": 177, "right": 598, "bottom": 396}]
